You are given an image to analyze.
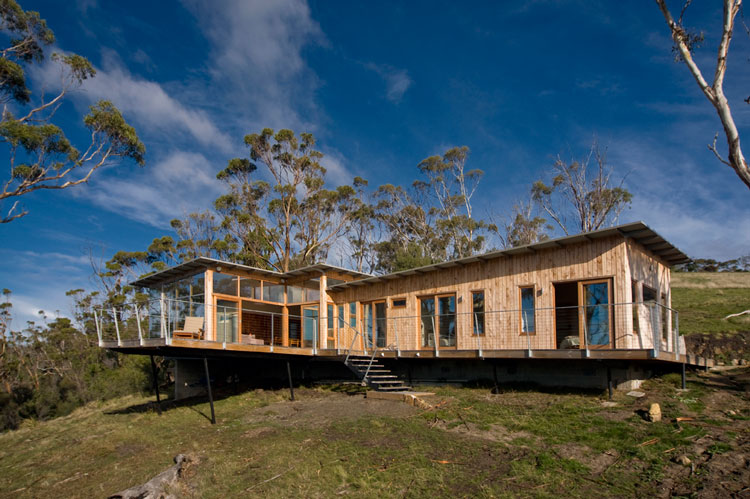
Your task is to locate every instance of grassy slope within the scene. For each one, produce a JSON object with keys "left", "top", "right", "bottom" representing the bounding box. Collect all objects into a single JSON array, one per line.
[
  {"left": 1, "top": 372, "right": 748, "bottom": 498},
  {"left": 671, "top": 273, "right": 750, "bottom": 336}
]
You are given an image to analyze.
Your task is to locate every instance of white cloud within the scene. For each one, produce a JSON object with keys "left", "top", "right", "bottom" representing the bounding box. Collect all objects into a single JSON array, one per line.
[
  {"left": 181, "top": 0, "right": 325, "bottom": 130},
  {"left": 81, "top": 150, "right": 224, "bottom": 227},
  {"left": 364, "top": 63, "right": 413, "bottom": 102},
  {"left": 30, "top": 50, "right": 234, "bottom": 155}
]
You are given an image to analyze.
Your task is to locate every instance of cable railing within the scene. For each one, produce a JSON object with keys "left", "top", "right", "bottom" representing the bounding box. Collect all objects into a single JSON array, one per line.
[
  {"left": 96, "top": 299, "right": 683, "bottom": 361},
  {"left": 95, "top": 298, "right": 317, "bottom": 352}
]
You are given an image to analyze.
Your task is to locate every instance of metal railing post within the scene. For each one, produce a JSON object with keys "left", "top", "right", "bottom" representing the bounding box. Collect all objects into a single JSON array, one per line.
[
  {"left": 674, "top": 309, "right": 680, "bottom": 360},
  {"left": 313, "top": 317, "right": 318, "bottom": 355},
  {"left": 135, "top": 304, "right": 143, "bottom": 345},
  {"left": 474, "top": 312, "right": 483, "bottom": 358},
  {"left": 94, "top": 309, "right": 102, "bottom": 345},
  {"left": 650, "top": 303, "right": 659, "bottom": 358},
  {"left": 582, "top": 306, "right": 590, "bottom": 358},
  {"left": 523, "top": 310, "right": 533, "bottom": 357},
  {"left": 160, "top": 291, "right": 166, "bottom": 339},
  {"left": 431, "top": 315, "right": 439, "bottom": 357},
  {"left": 270, "top": 313, "right": 274, "bottom": 352},
  {"left": 112, "top": 307, "right": 121, "bottom": 346},
  {"left": 394, "top": 319, "right": 401, "bottom": 357}
]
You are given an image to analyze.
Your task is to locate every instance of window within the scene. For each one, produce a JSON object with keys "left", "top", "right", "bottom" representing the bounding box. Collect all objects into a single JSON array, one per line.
[
  {"left": 263, "top": 283, "right": 284, "bottom": 303},
  {"left": 239, "top": 278, "right": 261, "bottom": 300},
  {"left": 213, "top": 272, "right": 238, "bottom": 295},
  {"left": 392, "top": 298, "right": 406, "bottom": 308},
  {"left": 327, "top": 304, "right": 335, "bottom": 348},
  {"left": 349, "top": 302, "right": 357, "bottom": 328},
  {"left": 287, "top": 286, "right": 304, "bottom": 303},
  {"left": 338, "top": 304, "right": 345, "bottom": 329},
  {"left": 419, "top": 294, "right": 456, "bottom": 348},
  {"left": 642, "top": 285, "right": 657, "bottom": 303},
  {"left": 472, "top": 291, "right": 485, "bottom": 336},
  {"left": 520, "top": 286, "right": 535, "bottom": 334}
]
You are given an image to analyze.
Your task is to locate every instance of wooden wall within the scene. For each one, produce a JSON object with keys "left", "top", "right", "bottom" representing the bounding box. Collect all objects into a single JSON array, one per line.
[{"left": 328, "top": 235, "right": 673, "bottom": 352}]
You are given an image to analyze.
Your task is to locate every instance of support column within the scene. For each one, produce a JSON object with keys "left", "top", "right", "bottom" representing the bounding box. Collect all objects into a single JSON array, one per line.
[
  {"left": 203, "top": 358, "right": 216, "bottom": 425},
  {"left": 150, "top": 355, "right": 161, "bottom": 415},
  {"left": 205, "top": 270, "right": 214, "bottom": 342},
  {"left": 282, "top": 304, "right": 289, "bottom": 347},
  {"left": 286, "top": 361, "right": 295, "bottom": 401}
]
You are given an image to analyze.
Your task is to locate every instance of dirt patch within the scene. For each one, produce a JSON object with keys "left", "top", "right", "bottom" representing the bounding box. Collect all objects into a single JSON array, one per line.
[
  {"left": 433, "top": 420, "right": 538, "bottom": 446},
  {"left": 553, "top": 443, "right": 619, "bottom": 475},
  {"left": 243, "top": 390, "right": 418, "bottom": 428}
]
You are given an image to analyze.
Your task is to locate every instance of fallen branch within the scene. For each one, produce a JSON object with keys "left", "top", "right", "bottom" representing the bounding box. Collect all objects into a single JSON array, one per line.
[
  {"left": 109, "top": 454, "right": 193, "bottom": 499},
  {"left": 723, "top": 310, "right": 750, "bottom": 319},
  {"left": 637, "top": 438, "right": 659, "bottom": 447},
  {"left": 246, "top": 466, "right": 295, "bottom": 491}
]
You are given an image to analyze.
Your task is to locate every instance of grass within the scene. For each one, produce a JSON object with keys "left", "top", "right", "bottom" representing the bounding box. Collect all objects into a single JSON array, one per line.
[
  {"left": 670, "top": 272, "right": 750, "bottom": 336},
  {"left": 0, "top": 367, "right": 747, "bottom": 498}
]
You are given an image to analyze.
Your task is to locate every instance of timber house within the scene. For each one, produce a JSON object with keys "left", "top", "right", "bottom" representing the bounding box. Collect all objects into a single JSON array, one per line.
[{"left": 98, "top": 222, "right": 709, "bottom": 397}]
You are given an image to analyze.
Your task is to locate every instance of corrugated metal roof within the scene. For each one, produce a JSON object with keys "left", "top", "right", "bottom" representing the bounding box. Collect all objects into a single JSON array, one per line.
[
  {"left": 130, "top": 257, "right": 372, "bottom": 288},
  {"left": 130, "top": 222, "right": 689, "bottom": 291},
  {"left": 328, "top": 221, "right": 690, "bottom": 291}
]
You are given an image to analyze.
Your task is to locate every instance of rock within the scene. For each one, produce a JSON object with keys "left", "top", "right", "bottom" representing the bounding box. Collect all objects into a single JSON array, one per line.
[
  {"left": 626, "top": 390, "right": 645, "bottom": 398},
  {"left": 731, "top": 359, "right": 739, "bottom": 366},
  {"left": 674, "top": 454, "right": 692, "bottom": 466},
  {"left": 109, "top": 454, "right": 193, "bottom": 499},
  {"left": 726, "top": 409, "right": 737, "bottom": 416},
  {"left": 601, "top": 401, "right": 618, "bottom": 408},
  {"left": 648, "top": 403, "right": 662, "bottom": 422}
]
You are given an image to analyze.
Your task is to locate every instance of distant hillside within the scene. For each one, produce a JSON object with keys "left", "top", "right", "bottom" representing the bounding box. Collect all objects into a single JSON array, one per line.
[
  {"left": 671, "top": 272, "right": 750, "bottom": 336},
  {"left": 672, "top": 272, "right": 750, "bottom": 289}
]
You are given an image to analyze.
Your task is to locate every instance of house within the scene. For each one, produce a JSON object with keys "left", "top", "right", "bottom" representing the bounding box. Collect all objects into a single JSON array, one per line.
[{"left": 97, "top": 221, "right": 708, "bottom": 399}]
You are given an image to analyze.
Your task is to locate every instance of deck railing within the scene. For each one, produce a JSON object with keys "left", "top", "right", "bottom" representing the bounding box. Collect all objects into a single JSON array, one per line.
[{"left": 96, "top": 299, "right": 682, "bottom": 360}]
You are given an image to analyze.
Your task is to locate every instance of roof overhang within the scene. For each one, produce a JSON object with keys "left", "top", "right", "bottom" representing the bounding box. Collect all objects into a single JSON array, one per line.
[{"left": 328, "top": 221, "right": 690, "bottom": 291}]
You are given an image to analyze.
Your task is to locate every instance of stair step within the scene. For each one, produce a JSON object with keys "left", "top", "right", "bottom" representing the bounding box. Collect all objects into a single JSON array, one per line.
[
  {"left": 367, "top": 374, "right": 398, "bottom": 379},
  {"left": 376, "top": 386, "right": 412, "bottom": 392},
  {"left": 369, "top": 379, "right": 404, "bottom": 385}
]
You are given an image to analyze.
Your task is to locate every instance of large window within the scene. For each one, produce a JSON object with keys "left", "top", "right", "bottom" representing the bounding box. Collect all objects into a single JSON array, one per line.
[
  {"left": 419, "top": 294, "right": 456, "bottom": 348},
  {"left": 472, "top": 291, "right": 485, "bottom": 336},
  {"left": 520, "top": 286, "right": 535, "bottom": 334},
  {"left": 239, "top": 278, "right": 261, "bottom": 300},
  {"left": 213, "top": 272, "right": 238, "bottom": 295},
  {"left": 263, "top": 283, "right": 284, "bottom": 303}
]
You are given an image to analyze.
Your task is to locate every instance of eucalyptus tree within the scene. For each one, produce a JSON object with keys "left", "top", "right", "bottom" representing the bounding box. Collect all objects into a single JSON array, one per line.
[
  {"left": 656, "top": 0, "right": 750, "bottom": 189},
  {"left": 221, "top": 128, "right": 358, "bottom": 272},
  {"left": 0, "top": 0, "right": 145, "bottom": 223},
  {"left": 531, "top": 141, "right": 632, "bottom": 235}
]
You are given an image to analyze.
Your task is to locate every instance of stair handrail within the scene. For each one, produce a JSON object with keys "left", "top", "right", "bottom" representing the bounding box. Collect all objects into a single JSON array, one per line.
[
  {"left": 343, "top": 321, "right": 367, "bottom": 364},
  {"left": 362, "top": 342, "right": 399, "bottom": 383}
]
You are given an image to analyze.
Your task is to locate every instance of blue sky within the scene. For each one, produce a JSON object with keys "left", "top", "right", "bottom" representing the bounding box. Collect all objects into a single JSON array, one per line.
[{"left": 1, "top": 0, "right": 749, "bottom": 327}]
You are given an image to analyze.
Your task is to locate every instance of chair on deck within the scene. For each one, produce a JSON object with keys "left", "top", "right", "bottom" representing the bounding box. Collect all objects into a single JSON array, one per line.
[{"left": 173, "top": 317, "right": 205, "bottom": 340}]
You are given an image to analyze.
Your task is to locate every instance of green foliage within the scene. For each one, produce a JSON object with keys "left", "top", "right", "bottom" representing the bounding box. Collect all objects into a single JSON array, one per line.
[
  {"left": 0, "top": 297, "right": 154, "bottom": 432},
  {"left": 0, "top": 1, "right": 144, "bottom": 223}
]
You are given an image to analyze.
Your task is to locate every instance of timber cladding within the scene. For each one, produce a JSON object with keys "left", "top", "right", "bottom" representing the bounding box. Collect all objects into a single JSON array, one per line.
[{"left": 328, "top": 235, "right": 673, "bottom": 351}]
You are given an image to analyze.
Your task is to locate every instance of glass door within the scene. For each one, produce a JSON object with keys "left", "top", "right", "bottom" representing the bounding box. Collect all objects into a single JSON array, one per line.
[
  {"left": 362, "top": 301, "right": 386, "bottom": 348},
  {"left": 216, "top": 299, "right": 238, "bottom": 343},
  {"left": 302, "top": 306, "right": 318, "bottom": 348},
  {"left": 420, "top": 297, "right": 436, "bottom": 348},
  {"left": 438, "top": 294, "right": 457, "bottom": 348},
  {"left": 419, "top": 294, "right": 456, "bottom": 349},
  {"left": 578, "top": 279, "right": 612, "bottom": 349}
]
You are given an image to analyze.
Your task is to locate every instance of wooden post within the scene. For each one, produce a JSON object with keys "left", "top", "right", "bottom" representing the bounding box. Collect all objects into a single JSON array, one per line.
[
  {"left": 150, "top": 355, "right": 161, "bottom": 415},
  {"left": 205, "top": 270, "right": 214, "bottom": 342},
  {"left": 282, "top": 286, "right": 289, "bottom": 347},
  {"left": 607, "top": 366, "right": 613, "bottom": 400},
  {"left": 681, "top": 362, "right": 687, "bottom": 390},
  {"left": 203, "top": 358, "right": 216, "bottom": 425},
  {"left": 319, "top": 274, "right": 327, "bottom": 351}
]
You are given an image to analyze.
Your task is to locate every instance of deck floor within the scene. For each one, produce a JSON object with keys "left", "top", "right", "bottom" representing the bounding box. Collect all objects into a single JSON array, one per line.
[{"left": 101, "top": 338, "right": 713, "bottom": 367}]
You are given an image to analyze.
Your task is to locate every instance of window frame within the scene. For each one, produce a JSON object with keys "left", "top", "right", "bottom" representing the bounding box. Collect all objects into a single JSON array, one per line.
[
  {"left": 471, "top": 290, "right": 485, "bottom": 336},
  {"left": 519, "top": 285, "right": 536, "bottom": 335}
]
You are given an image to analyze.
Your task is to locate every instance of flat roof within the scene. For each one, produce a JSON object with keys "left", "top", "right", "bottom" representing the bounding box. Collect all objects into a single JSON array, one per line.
[
  {"left": 130, "top": 257, "right": 372, "bottom": 288},
  {"left": 329, "top": 221, "right": 690, "bottom": 290},
  {"left": 131, "top": 221, "right": 690, "bottom": 290}
]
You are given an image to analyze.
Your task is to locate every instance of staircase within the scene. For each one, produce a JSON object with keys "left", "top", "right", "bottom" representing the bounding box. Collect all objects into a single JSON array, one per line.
[{"left": 344, "top": 355, "right": 412, "bottom": 392}]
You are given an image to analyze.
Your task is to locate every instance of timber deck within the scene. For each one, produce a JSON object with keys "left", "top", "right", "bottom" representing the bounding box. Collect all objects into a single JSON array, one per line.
[{"left": 101, "top": 338, "right": 714, "bottom": 367}]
